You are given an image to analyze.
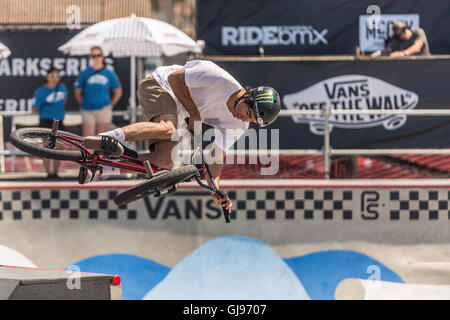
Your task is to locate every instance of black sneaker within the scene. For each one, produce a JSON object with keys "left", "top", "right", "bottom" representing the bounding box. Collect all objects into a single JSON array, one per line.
[{"left": 83, "top": 135, "right": 124, "bottom": 157}]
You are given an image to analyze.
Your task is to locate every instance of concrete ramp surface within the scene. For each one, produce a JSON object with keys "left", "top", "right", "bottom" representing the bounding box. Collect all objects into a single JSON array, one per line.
[
  {"left": 0, "top": 180, "right": 449, "bottom": 299},
  {"left": 335, "top": 278, "right": 450, "bottom": 300}
]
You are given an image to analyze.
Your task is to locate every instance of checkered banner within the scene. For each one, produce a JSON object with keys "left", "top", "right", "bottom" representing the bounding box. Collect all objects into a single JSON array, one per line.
[{"left": 0, "top": 187, "right": 449, "bottom": 222}]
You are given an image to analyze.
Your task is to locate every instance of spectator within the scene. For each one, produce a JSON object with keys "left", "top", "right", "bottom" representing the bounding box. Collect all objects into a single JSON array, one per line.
[
  {"left": 32, "top": 67, "right": 68, "bottom": 179},
  {"left": 371, "top": 21, "right": 430, "bottom": 57},
  {"left": 74, "top": 46, "right": 122, "bottom": 136}
]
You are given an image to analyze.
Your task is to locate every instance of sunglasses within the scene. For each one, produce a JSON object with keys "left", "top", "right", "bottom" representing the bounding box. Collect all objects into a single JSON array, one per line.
[
  {"left": 244, "top": 98, "right": 254, "bottom": 108},
  {"left": 89, "top": 54, "right": 103, "bottom": 58}
]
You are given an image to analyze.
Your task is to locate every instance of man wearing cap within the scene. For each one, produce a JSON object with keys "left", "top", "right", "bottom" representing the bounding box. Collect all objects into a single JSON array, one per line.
[{"left": 371, "top": 21, "right": 430, "bottom": 57}]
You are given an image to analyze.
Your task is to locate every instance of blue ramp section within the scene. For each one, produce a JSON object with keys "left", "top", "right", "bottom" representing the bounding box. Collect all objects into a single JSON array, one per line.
[
  {"left": 284, "top": 250, "right": 404, "bottom": 300},
  {"left": 144, "top": 235, "right": 310, "bottom": 300},
  {"left": 71, "top": 253, "right": 170, "bottom": 300}
]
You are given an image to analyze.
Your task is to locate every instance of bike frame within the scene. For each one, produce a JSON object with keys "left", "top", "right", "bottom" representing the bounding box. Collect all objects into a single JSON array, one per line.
[
  {"left": 54, "top": 132, "right": 232, "bottom": 223},
  {"left": 56, "top": 133, "right": 164, "bottom": 174}
]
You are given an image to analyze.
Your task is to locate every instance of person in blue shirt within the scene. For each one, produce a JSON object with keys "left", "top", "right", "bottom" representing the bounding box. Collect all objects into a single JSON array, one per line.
[
  {"left": 74, "top": 46, "right": 123, "bottom": 137},
  {"left": 32, "top": 67, "right": 68, "bottom": 179}
]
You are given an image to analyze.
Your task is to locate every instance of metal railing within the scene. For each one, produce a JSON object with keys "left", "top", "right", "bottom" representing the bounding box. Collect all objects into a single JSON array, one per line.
[
  {"left": 270, "top": 108, "right": 450, "bottom": 179},
  {"left": 2, "top": 108, "right": 449, "bottom": 178},
  {"left": 0, "top": 110, "right": 131, "bottom": 173},
  {"left": 174, "top": 108, "right": 450, "bottom": 179}
]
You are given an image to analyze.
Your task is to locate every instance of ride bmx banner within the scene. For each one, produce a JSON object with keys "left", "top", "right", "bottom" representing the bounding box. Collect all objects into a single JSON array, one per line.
[
  {"left": 197, "top": 0, "right": 450, "bottom": 55},
  {"left": 212, "top": 57, "right": 450, "bottom": 149}
]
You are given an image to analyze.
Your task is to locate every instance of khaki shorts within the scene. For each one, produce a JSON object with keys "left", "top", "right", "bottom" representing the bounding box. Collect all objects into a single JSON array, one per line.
[
  {"left": 137, "top": 74, "right": 178, "bottom": 123},
  {"left": 81, "top": 105, "right": 112, "bottom": 123}
]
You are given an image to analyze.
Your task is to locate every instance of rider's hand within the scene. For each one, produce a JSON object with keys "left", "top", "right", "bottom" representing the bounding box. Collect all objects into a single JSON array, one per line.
[
  {"left": 188, "top": 113, "right": 201, "bottom": 135},
  {"left": 212, "top": 192, "right": 232, "bottom": 213}
]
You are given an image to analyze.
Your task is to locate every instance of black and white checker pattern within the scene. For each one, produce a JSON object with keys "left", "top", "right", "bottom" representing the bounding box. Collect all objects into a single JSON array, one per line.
[
  {"left": 389, "top": 190, "right": 450, "bottom": 220},
  {"left": 0, "top": 189, "right": 136, "bottom": 221},
  {"left": 0, "top": 188, "right": 449, "bottom": 222},
  {"left": 227, "top": 189, "right": 355, "bottom": 220}
]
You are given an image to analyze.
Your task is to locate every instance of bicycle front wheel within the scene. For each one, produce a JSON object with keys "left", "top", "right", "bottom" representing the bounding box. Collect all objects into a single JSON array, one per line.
[
  {"left": 114, "top": 165, "right": 198, "bottom": 206},
  {"left": 10, "top": 127, "right": 85, "bottom": 161}
]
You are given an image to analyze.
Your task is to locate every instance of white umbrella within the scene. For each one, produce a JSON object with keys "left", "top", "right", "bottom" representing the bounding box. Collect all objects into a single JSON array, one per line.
[
  {"left": 0, "top": 42, "right": 11, "bottom": 59},
  {"left": 58, "top": 14, "right": 203, "bottom": 122}
]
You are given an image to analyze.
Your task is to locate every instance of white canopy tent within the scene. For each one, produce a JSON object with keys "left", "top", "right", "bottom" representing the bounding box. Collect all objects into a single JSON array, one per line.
[{"left": 58, "top": 14, "right": 203, "bottom": 122}]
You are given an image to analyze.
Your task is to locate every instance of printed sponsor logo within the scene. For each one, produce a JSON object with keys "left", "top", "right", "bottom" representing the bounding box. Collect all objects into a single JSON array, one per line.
[
  {"left": 0, "top": 57, "right": 115, "bottom": 77},
  {"left": 282, "top": 74, "right": 419, "bottom": 135},
  {"left": 359, "top": 14, "right": 420, "bottom": 52},
  {"left": 222, "top": 26, "right": 328, "bottom": 47},
  {"left": 87, "top": 74, "right": 108, "bottom": 85},
  {"left": 143, "top": 196, "right": 223, "bottom": 220},
  {"left": 46, "top": 91, "right": 67, "bottom": 104}
]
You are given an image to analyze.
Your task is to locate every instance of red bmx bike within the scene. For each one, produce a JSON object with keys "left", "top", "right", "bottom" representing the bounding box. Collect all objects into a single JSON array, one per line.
[{"left": 10, "top": 120, "right": 231, "bottom": 223}]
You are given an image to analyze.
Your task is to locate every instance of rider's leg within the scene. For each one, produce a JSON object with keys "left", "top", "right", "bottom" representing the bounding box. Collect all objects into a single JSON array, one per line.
[
  {"left": 120, "top": 118, "right": 176, "bottom": 141},
  {"left": 133, "top": 113, "right": 179, "bottom": 169}
]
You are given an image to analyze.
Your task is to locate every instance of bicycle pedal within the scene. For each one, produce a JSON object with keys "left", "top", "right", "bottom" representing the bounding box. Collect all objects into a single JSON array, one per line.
[
  {"left": 78, "top": 166, "right": 93, "bottom": 184},
  {"left": 154, "top": 185, "right": 177, "bottom": 198},
  {"left": 78, "top": 166, "right": 102, "bottom": 184}
]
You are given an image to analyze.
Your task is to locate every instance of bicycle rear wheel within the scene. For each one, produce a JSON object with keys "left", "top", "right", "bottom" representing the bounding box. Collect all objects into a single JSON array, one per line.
[
  {"left": 10, "top": 127, "right": 85, "bottom": 161},
  {"left": 114, "top": 165, "right": 198, "bottom": 206}
]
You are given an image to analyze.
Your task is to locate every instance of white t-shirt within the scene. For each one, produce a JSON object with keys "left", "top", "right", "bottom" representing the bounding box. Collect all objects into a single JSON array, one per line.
[{"left": 152, "top": 60, "right": 249, "bottom": 151}]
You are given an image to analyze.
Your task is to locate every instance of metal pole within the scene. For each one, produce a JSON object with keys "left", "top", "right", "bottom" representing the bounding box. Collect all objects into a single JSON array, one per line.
[
  {"left": 322, "top": 105, "right": 331, "bottom": 179},
  {"left": 0, "top": 115, "right": 4, "bottom": 173},
  {"left": 130, "top": 54, "right": 136, "bottom": 123}
]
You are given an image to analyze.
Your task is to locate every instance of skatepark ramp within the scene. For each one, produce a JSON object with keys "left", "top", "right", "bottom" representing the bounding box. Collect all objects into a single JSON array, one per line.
[
  {"left": 0, "top": 179, "right": 449, "bottom": 299},
  {"left": 0, "top": 265, "right": 121, "bottom": 300}
]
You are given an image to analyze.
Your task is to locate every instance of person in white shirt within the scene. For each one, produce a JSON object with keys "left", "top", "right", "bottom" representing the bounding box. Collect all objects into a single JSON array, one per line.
[{"left": 84, "top": 60, "right": 281, "bottom": 212}]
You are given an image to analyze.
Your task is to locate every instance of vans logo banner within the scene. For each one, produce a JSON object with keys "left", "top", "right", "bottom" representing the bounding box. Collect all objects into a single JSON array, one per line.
[{"left": 282, "top": 75, "right": 419, "bottom": 135}]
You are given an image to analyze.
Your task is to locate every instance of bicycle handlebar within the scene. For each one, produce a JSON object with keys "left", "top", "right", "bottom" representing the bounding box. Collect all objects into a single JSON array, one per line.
[
  {"left": 215, "top": 190, "right": 231, "bottom": 223},
  {"left": 186, "top": 117, "right": 231, "bottom": 223}
]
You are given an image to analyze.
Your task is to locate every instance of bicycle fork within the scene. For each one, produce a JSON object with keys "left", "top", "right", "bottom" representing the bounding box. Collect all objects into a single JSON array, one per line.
[{"left": 192, "top": 145, "right": 231, "bottom": 223}]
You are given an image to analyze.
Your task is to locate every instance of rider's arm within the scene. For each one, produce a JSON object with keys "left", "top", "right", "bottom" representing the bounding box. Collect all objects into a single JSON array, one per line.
[
  {"left": 205, "top": 145, "right": 225, "bottom": 189},
  {"left": 167, "top": 70, "right": 201, "bottom": 119},
  {"left": 206, "top": 145, "right": 232, "bottom": 212},
  {"left": 207, "top": 162, "right": 223, "bottom": 190}
]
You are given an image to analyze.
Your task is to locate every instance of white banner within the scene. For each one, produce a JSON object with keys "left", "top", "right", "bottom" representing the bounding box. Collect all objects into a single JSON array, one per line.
[{"left": 359, "top": 14, "right": 420, "bottom": 53}]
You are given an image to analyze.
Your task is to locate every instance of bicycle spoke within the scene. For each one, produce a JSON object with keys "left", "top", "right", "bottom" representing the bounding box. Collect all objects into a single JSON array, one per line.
[{"left": 21, "top": 132, "right": 81, "bottom": 152}]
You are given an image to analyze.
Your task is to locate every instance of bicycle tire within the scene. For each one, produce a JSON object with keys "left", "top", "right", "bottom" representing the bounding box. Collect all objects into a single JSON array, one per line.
[
  {"left": 10, "top": 127, "right": 85, "bottom": 161},
  {"left": 114, "top": 165, "right": 198, "bottom": 206}
]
